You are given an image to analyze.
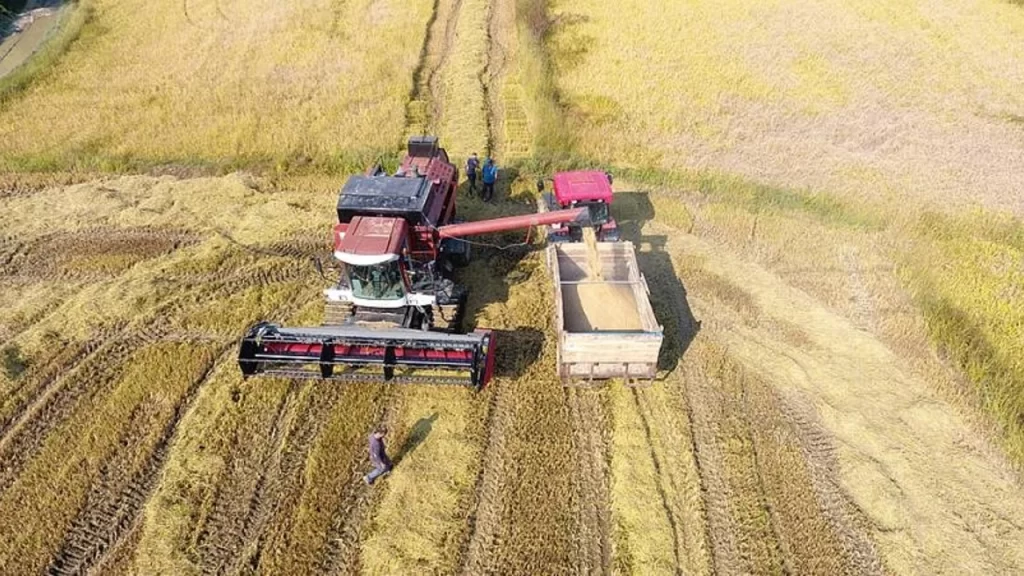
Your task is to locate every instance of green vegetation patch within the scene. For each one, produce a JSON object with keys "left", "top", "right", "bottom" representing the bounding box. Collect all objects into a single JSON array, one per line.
[
  {"left": 1, "top": 344, "right": 28, "bottom": 379},
  {"left": 906, "top": 213, "right": 1024, "bottom": 464}
]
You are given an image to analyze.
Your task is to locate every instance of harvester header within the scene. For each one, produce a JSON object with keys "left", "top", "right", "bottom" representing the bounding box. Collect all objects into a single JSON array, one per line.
[{"left": 239, "top": 322, "right": 496, "bottom": 387}]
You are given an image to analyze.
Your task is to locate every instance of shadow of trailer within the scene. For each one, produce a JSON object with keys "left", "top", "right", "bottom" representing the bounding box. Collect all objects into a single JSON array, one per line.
[{"left": 547, "top": 241, "right": 664, "bottom": 386}]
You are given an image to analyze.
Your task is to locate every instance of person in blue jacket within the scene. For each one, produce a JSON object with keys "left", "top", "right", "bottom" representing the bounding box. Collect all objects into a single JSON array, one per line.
[
  {"left": 481, "top": 157, "right": 498, "bottom": 202},
  {"left": 363, "top": 426, "right": 392, "bottom": 485}
]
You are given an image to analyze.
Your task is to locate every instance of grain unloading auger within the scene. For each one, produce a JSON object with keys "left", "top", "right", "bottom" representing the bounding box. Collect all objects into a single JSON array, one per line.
[{"left": 238, "top": 137, "right": 597, "bottom": 389}]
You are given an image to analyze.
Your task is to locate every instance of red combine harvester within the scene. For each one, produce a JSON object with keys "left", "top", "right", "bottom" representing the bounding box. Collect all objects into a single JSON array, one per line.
[
  {"left": 539, "top": 170, "right": 620, "bottom": 242},
  {"left": 238, "top": 137, "right": 595, "bottom": 389}
]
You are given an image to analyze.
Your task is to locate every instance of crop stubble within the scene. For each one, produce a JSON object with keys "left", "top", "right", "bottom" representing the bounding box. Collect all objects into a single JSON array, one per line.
[
  {"left": 0, "top": 341, "right": 217, "bottom": 573},
  {"left": 47, "top": 348, "right": 226, "bottom": 576}
]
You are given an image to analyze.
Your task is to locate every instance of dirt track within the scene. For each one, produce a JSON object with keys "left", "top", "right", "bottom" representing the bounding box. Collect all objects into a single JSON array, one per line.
[{"left": 0, "top": 1, "right": 66, "bottom": 79}]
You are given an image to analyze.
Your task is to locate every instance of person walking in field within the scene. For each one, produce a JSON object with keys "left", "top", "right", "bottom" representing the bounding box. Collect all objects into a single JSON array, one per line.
[
  {"left": 363, "top": 426, "right": 392, "bottom": 485},
  {"left": 481, "top": 157, "right": 498, "bottom": 202},
  {"left": 466, "top": 153, "right": 480, "bottom": 194}
]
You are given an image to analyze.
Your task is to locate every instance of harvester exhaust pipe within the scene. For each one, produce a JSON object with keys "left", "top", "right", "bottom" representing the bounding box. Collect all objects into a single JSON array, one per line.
[{"left": 238, "top": 322, "right": 497, "bottom": 389}]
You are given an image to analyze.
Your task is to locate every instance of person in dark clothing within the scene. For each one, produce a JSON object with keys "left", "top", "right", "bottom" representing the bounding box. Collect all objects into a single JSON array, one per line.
[
  {"left": 363, "top": 426, "right": 392, "bottom": 485},
  {"left": 481, "top": 157, "right": 498, "bottom": 202},
  {"left": 466, "top": 153, "right": 480, "bottom": 193}
]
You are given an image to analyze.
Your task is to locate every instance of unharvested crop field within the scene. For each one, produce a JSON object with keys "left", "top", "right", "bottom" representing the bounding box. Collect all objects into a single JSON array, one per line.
[
  {"left": 0, "top": 0, "right": 434, "bottom": 171},
  {"left": 1, "top": 0, "right": 1024, "bottom": 574}
]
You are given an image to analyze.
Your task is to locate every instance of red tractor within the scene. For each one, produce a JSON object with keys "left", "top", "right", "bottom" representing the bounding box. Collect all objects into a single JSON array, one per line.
[
  {"left": 539, "top": 170, "right": 620, "bottom": 242},
  {"left": 238, "top": 137, "right": 597, "bottom": 388}
]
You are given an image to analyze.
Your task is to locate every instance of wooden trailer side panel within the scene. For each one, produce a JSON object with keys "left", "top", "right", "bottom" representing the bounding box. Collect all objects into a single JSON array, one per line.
[
  {"left": 561, "top": 332, "right": 662, "bottom": 363},
  {"left": 562, "top": 335, "right": 660, "bottom": 378},
  {"left": 547, "top": 245, "right": 566, "bottom": 373}
]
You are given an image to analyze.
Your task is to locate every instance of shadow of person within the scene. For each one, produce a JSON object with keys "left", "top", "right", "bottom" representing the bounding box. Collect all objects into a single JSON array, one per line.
[{"left": 393, "top": 412, "right": 439, "bottom": 466}]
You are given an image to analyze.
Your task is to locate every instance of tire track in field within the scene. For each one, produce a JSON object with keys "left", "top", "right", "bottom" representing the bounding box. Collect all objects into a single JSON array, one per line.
[
  {"left": 0, "top": 227, "right": 206, "bottom": 351},
  {"left": 1, "top": 230, "right": 315, "bottom": 433},
  {"left": 0, "top": 337, "right": 108, "bottom": 448},
  {"left": 0, "top": 234, "right": 28, "bottom": 272},
  {"left": 45, "top": 348, "right": 228, "bottom": 576},
  {"left": 566, "top": 388, "right": 611, "bottom": 575},
  {"left": 194, "top": 381, "right": 299, "bottom": 574},
  {"left": 132, "top": 288, "right": 315, "bottom": 575},
  {"left": 1, "top": 227, "right": 202, "bottom": 282},
  {"left": 405, "top": 0, "right": 463, "bottom": 137},
  {"left": 630, "top": 389, "right": 683, "bottom": 572},
  {"left": 682, "top": 349, "right": 784, "bottom": 574},
  {"left": 222, "top": 383, "right": 345, "bottom": 574},
  {"left": 0, "top": 332, "right": 141, "bottom": 496},
  {"left": 318, "top": 386, "right": 395, "bottom": 576},
  {"left": 632, "top": 384, "right": 715, "bottom": 575},
  {"left": 0, "top": 251, "right": 311, "bottom": 480},
  {"left": 640, "top": 216, "right": 884, "bottom": 573},
  {"left": 458, "top": 379, "right": 511, "bottom": 574},
  {"left": 654, "top": 221, "right": 1024, "bottom": 572},
  {"left": 458, "top": 337, "right": 577, "bottom": 571},
  {"left": 749, "top": 378, "right": 885, "bottom": 575}
]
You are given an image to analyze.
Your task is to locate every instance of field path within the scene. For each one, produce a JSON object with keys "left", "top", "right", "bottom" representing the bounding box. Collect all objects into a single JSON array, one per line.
[
  {"left": 566, "top": 387, "right": 612, "bottom": 574},
  {"left": 405, "top": 0, "right": 463, "bottom": 137},
  {"left": 649, "top": 220, "right": 1024, "bottom": 574}
]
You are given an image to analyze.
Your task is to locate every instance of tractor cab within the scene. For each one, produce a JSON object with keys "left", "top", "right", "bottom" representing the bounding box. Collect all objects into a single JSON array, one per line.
[{"left": 540, "top": 170, "right": 620, "bottom": 242}]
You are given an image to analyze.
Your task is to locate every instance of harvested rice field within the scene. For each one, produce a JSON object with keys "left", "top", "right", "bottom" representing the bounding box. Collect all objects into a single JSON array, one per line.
[{"left": 2, "top": 0, "right": 1024, "bottom": 574}]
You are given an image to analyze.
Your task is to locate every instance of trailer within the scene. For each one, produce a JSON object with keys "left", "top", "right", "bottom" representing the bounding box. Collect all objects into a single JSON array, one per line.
[{"left": 547, "top": 241, "right": 663, "bottom": 385}]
